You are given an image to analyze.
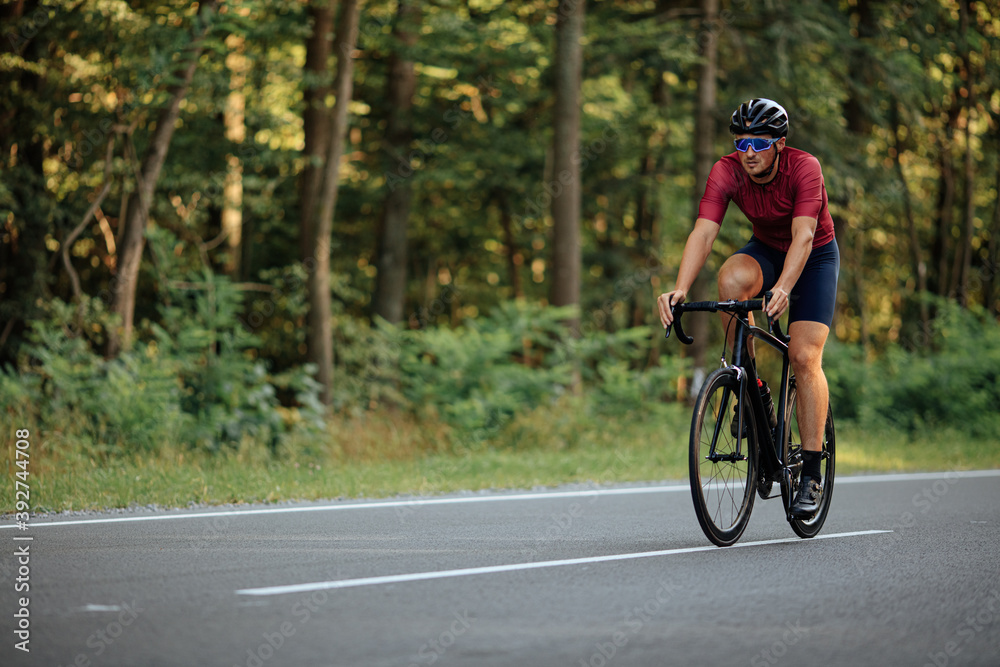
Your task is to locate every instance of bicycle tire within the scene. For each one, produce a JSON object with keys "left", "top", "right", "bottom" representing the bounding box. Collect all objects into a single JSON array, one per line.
[
  {"left": 780, "top": 380, "right": 836, "bottom": 538},
  {"left": 689, "top": 367, "right": 758, "bottom": 547}
]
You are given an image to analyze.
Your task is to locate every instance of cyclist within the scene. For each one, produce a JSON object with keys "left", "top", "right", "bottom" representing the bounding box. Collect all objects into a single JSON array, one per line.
[{"left": 656, "top": 98, "right": 839, "bottom": 519}]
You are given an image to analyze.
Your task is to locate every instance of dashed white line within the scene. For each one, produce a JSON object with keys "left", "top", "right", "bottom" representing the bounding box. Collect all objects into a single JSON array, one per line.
[
  {"left": 79, "top": 604, "right": 123, "bottom": 612},
  {"left": 236, "top": 530, "right": 893, "bottom": 596}
]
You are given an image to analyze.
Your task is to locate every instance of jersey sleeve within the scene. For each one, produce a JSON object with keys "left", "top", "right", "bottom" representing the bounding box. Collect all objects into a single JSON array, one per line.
[
  {"left": 791, "top": 155, "right": 826, "bottom": 220},
  {"left": 697, "top": 159, "right": 734, "bottom": 224}
]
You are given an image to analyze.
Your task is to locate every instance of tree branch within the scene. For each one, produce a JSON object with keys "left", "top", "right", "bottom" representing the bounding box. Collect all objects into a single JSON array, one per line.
[{"left": 61, "top": 135, "right": 116, "bottom": 327}]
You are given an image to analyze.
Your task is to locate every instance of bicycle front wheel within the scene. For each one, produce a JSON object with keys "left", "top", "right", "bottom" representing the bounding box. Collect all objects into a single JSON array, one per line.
[
  {"left": 689, "top": 368, "right": 758, "bottom": 547},
  {"left": 781, "top": 379, "right": 836, "bottom": 538}
]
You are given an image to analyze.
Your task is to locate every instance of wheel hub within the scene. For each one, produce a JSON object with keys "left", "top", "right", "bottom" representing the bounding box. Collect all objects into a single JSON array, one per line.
[{"left": 706, "top": 453, "right": 747, "bottom": 462}]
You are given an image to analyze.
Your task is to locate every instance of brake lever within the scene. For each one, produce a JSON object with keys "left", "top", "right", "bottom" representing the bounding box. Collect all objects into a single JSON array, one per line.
[
  {"left": 664, "top": 301, "right": 677, "bottom": 340},
  {"left": 764, "top": 290, "right": 775, "bottom": 334},
  {"left": 763, "top": 290, "right": 790, "bottom": 343}
]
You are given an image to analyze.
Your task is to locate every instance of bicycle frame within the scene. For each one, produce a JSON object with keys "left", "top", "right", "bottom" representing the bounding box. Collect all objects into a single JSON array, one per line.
[
  {"left": 733, "top": 317, "right": 794, "bottom": 488},
  {"left": 666, "top": 297, "right": 797, "bottom": 491}
]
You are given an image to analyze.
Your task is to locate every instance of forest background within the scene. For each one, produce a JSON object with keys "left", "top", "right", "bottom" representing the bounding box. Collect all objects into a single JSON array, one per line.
[{"left": 2, "top": 0, "right": 999, "bottom": 511}]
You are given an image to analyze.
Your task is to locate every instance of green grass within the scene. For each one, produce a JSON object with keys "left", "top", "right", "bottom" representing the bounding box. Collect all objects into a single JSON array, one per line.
[{"left": 3, "top": 401, "right": 999, "bottom": 515}]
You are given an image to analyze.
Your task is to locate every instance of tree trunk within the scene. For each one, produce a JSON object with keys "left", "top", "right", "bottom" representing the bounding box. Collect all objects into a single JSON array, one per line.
[
  {"left": 223, "top": 31, "right": 249, "bottom": 279},
  {"left": 306, "top": 0, "right": 362, "bottom": 405},
  {"left": 632, "top": 68, "right": 662, "bottom": 328},
  {"left": 687, "top": 0, "right": 719, "bottom": 398},
  {"left": 645, "top": 67, "right": 671, "bottom": 369},
  {"left": 497, "top": 194, "right": 524, "bottom": 299},
  {"left": 838, "top": 0, "right": 877, "bottom": 351},
  {"left": 843, "top": 0, "right": 875, "bottom": 136},
  {"left": 635, "top": 68, "right": 661, "bottom": 252},
  {"left": 890, "top": 100, "right": 929, "bottom": 334},
  {"left": 372, "top": 0, "right": 419, "bottom": 324},
  {"left": 300, "top": 0, "right": 335, "bottom": 263},
  {"left": 954, "top": 111, "right": 975, "bottom": 306},
  {"left": 635, "top": 153, "right": 654, "bottom": 250},
  {"left": 931, "top": 130, "right": 956, "bottom": 298},
  {"left": 987, "top": 161, "right": 1000, "bottom": 316},
  {"left": 953, "top": 0, "right": 976, "bottom": 307},
  {"left": 549, "top": 0, "right": 585, "bottom": 333},
  {"left": 693, "top": 0, "right": 718, "bottom": 198},
  {"left": 107, "top": 0, "right": 219, "bottom": 357},
  {"left": 0, "top": 0, "right": 46, "bottom": 365}
]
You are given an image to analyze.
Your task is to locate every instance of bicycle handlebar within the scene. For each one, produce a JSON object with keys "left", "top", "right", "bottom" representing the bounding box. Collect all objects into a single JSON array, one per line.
[{"left": 664, "top": 291, "right": 789, "bottom": 344}]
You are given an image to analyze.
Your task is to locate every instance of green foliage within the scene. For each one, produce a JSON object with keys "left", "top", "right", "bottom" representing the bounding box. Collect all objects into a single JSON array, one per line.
[
  {"left": 391, "top": 301, "right": 686, "bottom": 445},
  {"left": 330, "top": 312, "right": 408, "bottom": 412},
  {"left": 827, "top": 303, "right": 1000, "bottom": 438},
  {"left": 243, "top": 264, "right": 311, "bottom": 372},
  {"left": 156, "top": 270, "right": 281, "bottom": 450},
  {"left": 397, "top": 303, "right": 573, "bottom": 438},
  {"left": 1, "top": 299, "right": 186, "bottom": 455},
  {"left": 0, "top": 278, "right": 325, "bottom": 455}
]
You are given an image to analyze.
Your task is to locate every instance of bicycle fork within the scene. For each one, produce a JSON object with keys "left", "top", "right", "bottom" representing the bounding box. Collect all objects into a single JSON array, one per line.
[{"left": 707, "top": 371, "right": 749, "bottom": 464}]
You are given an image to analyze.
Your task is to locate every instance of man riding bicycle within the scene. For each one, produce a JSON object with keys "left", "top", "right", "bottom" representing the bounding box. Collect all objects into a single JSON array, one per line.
[{"left": 657, "top": 98, "right": 840, "bottom": 519}]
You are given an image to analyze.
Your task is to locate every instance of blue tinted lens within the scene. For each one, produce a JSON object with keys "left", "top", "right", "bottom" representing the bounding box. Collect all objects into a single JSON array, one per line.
[{"left": 734, "top": 137, "right": 776, "bottom": 152}]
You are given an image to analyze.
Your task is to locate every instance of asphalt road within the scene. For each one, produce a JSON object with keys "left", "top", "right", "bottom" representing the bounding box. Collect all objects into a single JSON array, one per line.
[{"left": 2, "top": 470, "right": 999, "bottom": 667}]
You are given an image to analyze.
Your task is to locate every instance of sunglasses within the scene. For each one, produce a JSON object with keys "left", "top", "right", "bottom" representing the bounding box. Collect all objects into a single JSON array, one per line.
[{"left": 734, "top": 137, "right": 781, "bottom": 152}]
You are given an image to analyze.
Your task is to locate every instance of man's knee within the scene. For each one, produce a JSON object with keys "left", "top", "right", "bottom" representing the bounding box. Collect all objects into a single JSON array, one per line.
[
  {"left": 789, "top": 343, "right": 823, "bottom": 375},
  {"left": 717, "top": 272, "right": 743, "bottom": 299},
  {"left": 718, "top": 259, "right": 761, "bottom": 300},
  {"left": 787, "top": 321, "right": 830, "bottom": 375}
]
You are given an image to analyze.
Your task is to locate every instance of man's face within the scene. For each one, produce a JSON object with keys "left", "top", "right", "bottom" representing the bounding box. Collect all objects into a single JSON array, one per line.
[{"left": 734, "top": 133, "right": 785, "bottom": 180}]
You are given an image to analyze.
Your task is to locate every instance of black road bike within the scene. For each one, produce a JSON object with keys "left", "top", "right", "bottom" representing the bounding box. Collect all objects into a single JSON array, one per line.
[{"left": 665, "top": 293, "right": 836, "bottom": 547}]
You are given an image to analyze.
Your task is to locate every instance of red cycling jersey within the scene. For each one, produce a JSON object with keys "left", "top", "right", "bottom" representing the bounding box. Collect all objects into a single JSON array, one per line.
[{"left": 697, "top": 146, "right": 835, "bottom": 252}]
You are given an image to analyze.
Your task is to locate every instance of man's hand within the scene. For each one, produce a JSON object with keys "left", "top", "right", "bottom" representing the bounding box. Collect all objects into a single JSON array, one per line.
[
  {"left": 657, "top": 290, "right": 687, "bottom": 328},
  {"left": 765, "top": 286, "right": 790, "bottom": 320}
]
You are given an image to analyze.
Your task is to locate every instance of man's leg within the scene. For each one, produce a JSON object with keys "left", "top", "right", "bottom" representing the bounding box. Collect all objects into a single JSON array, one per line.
[
  {"left": 787, "top": 319, "right": 830, "bottom": 517},
  {"left": 787, "top": 320, "right": 830, "bottom": 453},
  {"left": 717, "top": 254, "right": 763, "bottom": 349}
]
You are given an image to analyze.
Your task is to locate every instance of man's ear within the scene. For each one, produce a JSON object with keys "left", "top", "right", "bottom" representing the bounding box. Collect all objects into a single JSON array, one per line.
[{"left": 776, "top": 137, "right": 787, "bottom": 152}]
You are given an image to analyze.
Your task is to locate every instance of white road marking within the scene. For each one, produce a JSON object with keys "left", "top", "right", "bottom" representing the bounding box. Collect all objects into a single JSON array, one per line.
[
  {"left": 3, "top": 470, "right": 997, "bottom": 530},
  {"left": 236, "top": 530, "right": 893, "bottom": 596},
  {"left": 834, "top": 470, "right": 1000, "bottom": 484},
  {"left": 0, "top": 485, "right": 686, "bottom": 529},
  {"left": 79, "top": 604, "right": 123, "bottom": 612}
]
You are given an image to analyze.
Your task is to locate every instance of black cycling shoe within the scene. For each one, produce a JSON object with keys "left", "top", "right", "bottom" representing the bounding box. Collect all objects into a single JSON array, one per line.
[{"left": 789, "top": 476, "right": 822, "bottom": 519}]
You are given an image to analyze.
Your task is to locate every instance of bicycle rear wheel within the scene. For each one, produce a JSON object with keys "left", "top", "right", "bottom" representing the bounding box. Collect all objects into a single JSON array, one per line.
[
  {"left": 781, "top": 379, "right": 836, "bottom": 538},
  {"left": 689, "top": 368, "right": 758, "bottom": 547}
]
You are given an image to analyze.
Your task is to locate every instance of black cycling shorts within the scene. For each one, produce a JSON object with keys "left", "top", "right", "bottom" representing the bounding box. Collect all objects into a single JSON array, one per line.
[{"left": 734, "top": 236, "right": 840, "bottom": 327}]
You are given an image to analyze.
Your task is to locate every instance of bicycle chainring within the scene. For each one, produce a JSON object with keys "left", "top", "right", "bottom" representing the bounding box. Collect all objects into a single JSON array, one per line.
[{"left": 756, "top": 474, "right": 773, "bottom": 499}]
